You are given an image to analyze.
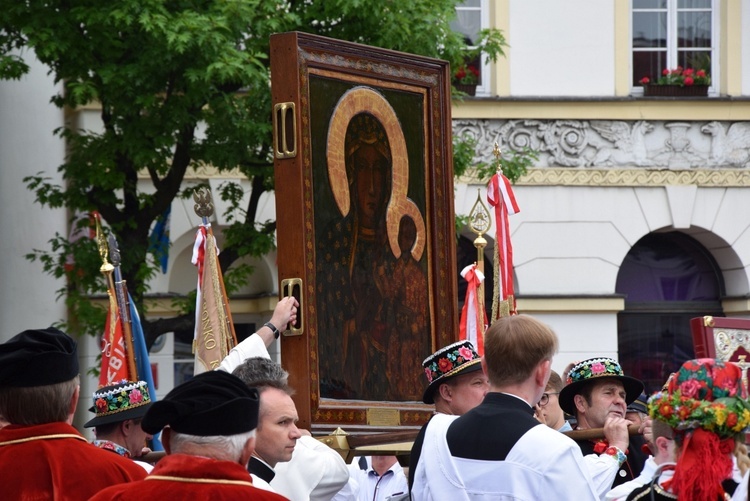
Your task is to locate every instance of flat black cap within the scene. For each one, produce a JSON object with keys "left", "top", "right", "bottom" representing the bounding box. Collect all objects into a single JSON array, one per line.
[
  {"left": 142, "top": 370, "right": 259, "bottom": 436},
  {"left": 0, "top": 327, "right": 78, "bottom": 388}
]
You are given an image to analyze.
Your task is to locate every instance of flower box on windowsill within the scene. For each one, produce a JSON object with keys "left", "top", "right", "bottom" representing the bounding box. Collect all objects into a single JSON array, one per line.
[
  {"left": 643, "top": 84, "right": 708, "bottom": 97},
  {"left": 453, "top": 83, "right": 477, "bottom": 96}
]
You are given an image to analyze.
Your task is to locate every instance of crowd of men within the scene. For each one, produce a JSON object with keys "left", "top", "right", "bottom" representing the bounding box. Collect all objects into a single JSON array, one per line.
[{"left": 2, "top": 303, "right": 750, "bottom": 500}]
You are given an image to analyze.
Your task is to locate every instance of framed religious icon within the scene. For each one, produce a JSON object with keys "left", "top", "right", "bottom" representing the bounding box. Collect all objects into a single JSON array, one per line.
[
  {"left": 270, "top": 32, "right": 458, "bottom": 433},
  {"left": 691, "top": 316, "right": 750, "bottom": 363}
]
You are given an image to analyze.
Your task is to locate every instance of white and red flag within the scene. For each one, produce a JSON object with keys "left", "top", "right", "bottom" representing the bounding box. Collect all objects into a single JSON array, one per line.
[
  {"left": 459, "top": 264, "right": 486, "bottom": 356},
  {"left": 191, "top": 224, "right": 236, "bottom": 374},
  {"left": 487, "top": 171, "right": 520, "bottom": 320}
]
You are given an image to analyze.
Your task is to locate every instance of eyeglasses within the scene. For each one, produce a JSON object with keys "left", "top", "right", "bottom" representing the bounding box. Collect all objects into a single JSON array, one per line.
[{"left": 539, "top": 392, "right": 559, "bottom": 407}]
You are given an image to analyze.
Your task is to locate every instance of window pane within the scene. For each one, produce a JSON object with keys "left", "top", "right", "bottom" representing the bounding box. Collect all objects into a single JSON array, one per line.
[
  {"left": 457, "top": 0, "right": 481, "bottom": 7},
  {"left": 633, "top": 12, "right": 667, "bottom": 48},
  {"left": 677, "top": 50, "right": 712, "bottom": 73},
  {"left": 633, "top": 50, "right": 667, "bottom": 84},
  {"left": 633, "top": 0, "right": 667, "bottom": 8},
  {"left": 678, "top": 0, "right": 710, "bottom": 8},
  {"left": 451, "top": 12, "right": 481, "bottom": 44},
  {"left": 678, "top": 12, "right": 712, "bottom": 48}
]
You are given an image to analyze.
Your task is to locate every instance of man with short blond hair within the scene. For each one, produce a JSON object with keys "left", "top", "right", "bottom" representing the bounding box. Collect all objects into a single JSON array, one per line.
[{"left": 412, "top": 315, "right": 599, "bottom": 500}]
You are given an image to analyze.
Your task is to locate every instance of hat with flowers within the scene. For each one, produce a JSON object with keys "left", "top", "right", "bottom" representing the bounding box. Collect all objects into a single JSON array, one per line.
[
  {"left": 558, "top": 357, "right": 644, "bottom": 416},
  {"left": 647, "top": 359, "right": 750, "bottom": 500},
  {"left": 422, "top": 340, "right": 482, "bottom": 404},
  {"left": 648, "top": 358, "right": 750, "bottom": 439},
  {"left": 84, "top": 380, "right": 153, "bottom": 428}
]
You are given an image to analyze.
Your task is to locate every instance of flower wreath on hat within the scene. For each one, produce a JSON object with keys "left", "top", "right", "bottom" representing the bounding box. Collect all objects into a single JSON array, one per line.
[
  {"left": 94, "top": 380, "right": 151, "bottom": 416},
  {"left": 648, "top": 359, "right": 750, "bottom": 440},
  {"left": 423, "top": 343, "right": 478, "bottom": 384}
]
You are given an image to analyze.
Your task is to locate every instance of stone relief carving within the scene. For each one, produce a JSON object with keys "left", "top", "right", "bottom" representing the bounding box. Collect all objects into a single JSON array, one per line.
[{"left": 453, "top": 119, "right": 750, "bottom": 170}]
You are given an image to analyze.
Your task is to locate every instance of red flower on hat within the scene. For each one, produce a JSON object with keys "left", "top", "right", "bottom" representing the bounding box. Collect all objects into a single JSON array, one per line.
[
  {"left": 659, "top": 403, "right": 673, "bottom": 418},
  {"left": 95, "top": 398, "right": 108, "bottom": 412},
  {"left": 129, "top": 388, "right": 143, "bottom": 404},
  {"left": 727, "top": 412, "right": 738, "bottom": 428},
  {"left": 591, "top": 362, "right": 605, "bottom": 375},
  {"left": 680, "top": 379, "right": 701, "bottom": 398},
  {"left": 424, "top": 367, "right": 434, "bottom": 383},
  {"left": 458, "top": 346, "right": 474, "bottom": 361},
  {"left": 438, "top": 358, "right": 453, "bottom": 373}
]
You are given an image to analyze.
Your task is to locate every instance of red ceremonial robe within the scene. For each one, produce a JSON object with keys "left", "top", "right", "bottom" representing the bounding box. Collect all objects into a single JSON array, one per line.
[
  {"left": 89, "top": 453, "right": 290, "bottom": 500},
  {"left": 0, "top": 422, "right": 146, "bottom": 500}
]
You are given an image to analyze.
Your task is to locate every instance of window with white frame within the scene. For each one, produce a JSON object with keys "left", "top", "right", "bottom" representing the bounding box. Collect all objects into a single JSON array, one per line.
[
  {"left": 632, "top": 0, "right": 715, "bottom": 91},
  {"left": 451, "top": 0, "right": 490, "bottom": 96}
]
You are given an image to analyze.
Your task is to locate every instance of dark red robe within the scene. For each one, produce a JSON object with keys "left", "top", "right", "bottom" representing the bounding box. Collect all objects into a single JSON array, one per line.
[
  {"left": 0, "top": 422, "right": 146, "bottom": 500},
  {"left": 88, "top": 453, "right": 289, "bottom": 500}
]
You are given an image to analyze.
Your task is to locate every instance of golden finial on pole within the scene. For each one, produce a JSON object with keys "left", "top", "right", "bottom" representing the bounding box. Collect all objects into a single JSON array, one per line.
[
  {"left": 493, "top": 142, "right": 503, "bottom": 174},
  {"left": 468, "top": 189, "right": 490, "bottom": 338}
]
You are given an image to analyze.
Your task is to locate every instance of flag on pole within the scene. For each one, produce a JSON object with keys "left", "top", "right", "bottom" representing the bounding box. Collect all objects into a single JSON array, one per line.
[
  {"left": 128, "top": 294, "right": 163, "bottom": 451},
  {"left": 459, "top": 264, "right": 486, "bottom": 356},
  {"left": 98, "top": 292, "right": 131, "bottom": 387},
  {"left": 148, "top": 205, "right": 171, "bottom": 274},
  {"left": 487, "top": 171, "right": 520, "bottom": 320},
  {"left": 191, "top": 224, "right": 235, "bottom": 374}
]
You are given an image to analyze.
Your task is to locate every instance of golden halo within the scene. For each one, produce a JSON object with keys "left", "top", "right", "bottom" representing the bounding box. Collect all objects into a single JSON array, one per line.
[{"left": 326, "top": 86, "right": 425, "bottom": 261}]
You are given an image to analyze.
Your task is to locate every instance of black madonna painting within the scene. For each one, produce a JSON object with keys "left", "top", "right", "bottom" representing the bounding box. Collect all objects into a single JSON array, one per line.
[
  {"left": 271, "top": 32, "right": 457, "bottom": 431},
  {"left": 313, "top": 82, "right": 430, "bottom": 401}
]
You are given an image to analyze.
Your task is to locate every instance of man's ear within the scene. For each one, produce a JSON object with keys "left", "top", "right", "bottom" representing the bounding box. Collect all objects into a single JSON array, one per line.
[
  {"left": 536, "top": 359, "right": 551, "bottom": 388},
  {"left": 240, "top": 436, "right": 256, "bottom": 467},
  {"left": 437, "top": 382, "right": 452, "bottom": 402},
  {"left": 573, "top": 394, "right": 587, "bottom": 414},
  {"left": 67, "top": 385, "right": 80, "bottom": 424},
  {"left": 161, "top": 427, "right": 172, "bottom": 455}
]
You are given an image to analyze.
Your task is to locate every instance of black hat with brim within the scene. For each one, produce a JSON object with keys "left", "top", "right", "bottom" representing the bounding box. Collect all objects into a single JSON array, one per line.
[
  {"left": 559, "top": 357, "right": 644, "bottom": 416},
  {"left": 84, "top": 380, "right": 153, "bottom": 428},
  {"left": 422, "top": 341, "right": 483, "bottom": 404}
]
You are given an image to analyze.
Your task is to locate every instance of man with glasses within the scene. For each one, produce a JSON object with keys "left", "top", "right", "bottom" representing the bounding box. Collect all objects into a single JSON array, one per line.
[{"left": 534, "top": 370, "right": 571, "bottom": 432}]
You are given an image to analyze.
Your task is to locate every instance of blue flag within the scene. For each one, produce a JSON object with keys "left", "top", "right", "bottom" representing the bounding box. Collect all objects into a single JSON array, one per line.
[
  {"left": 129, "top": 294, "right": 163, "bottom": 451},
  {"left": 148, "top": 205, "right": 171, "bottom": 274}
]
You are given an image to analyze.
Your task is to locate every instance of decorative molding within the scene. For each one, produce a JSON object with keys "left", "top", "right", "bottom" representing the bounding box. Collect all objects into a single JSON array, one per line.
[
  {"left": 454, "top": 118, "right": 750, "bottom": 187},
  {"left": 513, "top": 168, "right": 750, "bottom": 187},
  {"left": 516, "top": 297, "right": 625, "bottom": 313}
]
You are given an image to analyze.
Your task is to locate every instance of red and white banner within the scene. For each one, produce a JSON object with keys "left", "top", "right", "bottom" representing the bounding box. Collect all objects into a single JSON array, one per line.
[
  {"left": 98, "top": 293, "right": 131, "bottom": 386},
  {"left": 459, "top": 264, "right": 486, "bottom": 356},
  {"left": 487, "top": 172, "right": 520, "bottom": 319}
]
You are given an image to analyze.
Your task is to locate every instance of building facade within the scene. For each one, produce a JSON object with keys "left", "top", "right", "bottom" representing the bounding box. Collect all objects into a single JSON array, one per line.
[{"left": 1, "top": 1, "right": 749, "bottom": 424}]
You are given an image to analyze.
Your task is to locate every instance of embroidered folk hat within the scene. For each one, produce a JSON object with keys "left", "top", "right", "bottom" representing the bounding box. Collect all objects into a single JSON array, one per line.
[
  {"left": 648, "top": 358, "right": 750, "bottom": 439},
  {"left": 84, "top": 380, "right": 153, "bottom": 428},
  {"left": 558, "top": 357, "right": 644, "bottom": 416},
  {"left": 647, "top": 359, "right": 750, "bottom": 500},
  {"left": 0, "top": 327, "right": 78, "bottom": 388},
  {"left": 422, "top": 340, "right": 483, "bottom": 404},
  {"left": 142, "top": 370, "right": 260, "bottom": 436}
]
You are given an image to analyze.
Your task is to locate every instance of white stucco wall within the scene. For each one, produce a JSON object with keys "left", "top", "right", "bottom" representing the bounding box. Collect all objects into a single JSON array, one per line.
[
  {"left": 0, "top": 55, "right": 67, "bottom": 341},
  {"left": 743, "top": 1, "right": 750, "bottom": 96},
  {"left": 508, "top": 0, "right": 616, "bottom": 97}
]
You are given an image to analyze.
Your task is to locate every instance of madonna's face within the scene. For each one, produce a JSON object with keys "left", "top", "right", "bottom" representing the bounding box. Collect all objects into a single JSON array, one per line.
[{"left": 352, "top": 144, "right": 389, "bottom": 228}]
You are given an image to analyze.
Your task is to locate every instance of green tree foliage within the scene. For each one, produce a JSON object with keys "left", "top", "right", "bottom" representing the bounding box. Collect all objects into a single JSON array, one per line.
[{"left": 0, "top": 0, "right": 507, "bottom": 347}]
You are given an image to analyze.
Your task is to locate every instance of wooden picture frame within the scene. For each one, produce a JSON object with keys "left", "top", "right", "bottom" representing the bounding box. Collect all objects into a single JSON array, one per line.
[
  {"left": 691, "top": 316, "right": 750, "bottom": 363},
  {"left": 270, "top": 32, "right": 457, "bottom": 433}
]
